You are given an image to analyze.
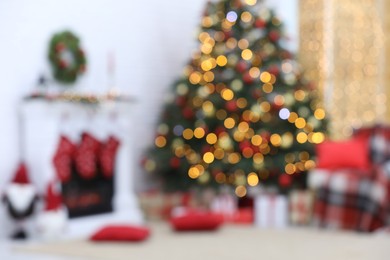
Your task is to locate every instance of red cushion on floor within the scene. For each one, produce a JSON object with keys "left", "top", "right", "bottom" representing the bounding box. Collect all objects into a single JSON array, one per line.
[
  {"left": 90, "top": 225, "right": 150, "bottom": 242},
  {"left": 316, "top": 137, "right": 370, "bottom": 170},
  {"left": 170, "top": 210, "right": 223, "bottom": 231}
]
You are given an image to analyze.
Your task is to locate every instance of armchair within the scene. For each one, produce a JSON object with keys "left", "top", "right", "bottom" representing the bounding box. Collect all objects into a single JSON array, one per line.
[{"left": 308, "top": 125, "right": 390, "bottom": 232}]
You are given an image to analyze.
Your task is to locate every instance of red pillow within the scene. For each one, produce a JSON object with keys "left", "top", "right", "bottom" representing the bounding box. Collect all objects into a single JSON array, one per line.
[
  {"left": 170, "top": 209, "right": 224, "bottom": 231},
  {"left": 90, "top": 225, "right": 150, "bottom": 242},
  {"left": 316, "top": 137, "right": 370, "bottom": 170}
]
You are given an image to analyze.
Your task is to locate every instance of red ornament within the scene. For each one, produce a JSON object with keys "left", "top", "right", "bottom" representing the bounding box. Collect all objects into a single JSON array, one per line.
[
  {"left": 175, "top": 96, "right": 186, "bottom": 107},
  {"left": 224, "top": 31, "right": 232, "bottom": 39},
  {"left": 243, "top": 72, "right": 254, "bottom": 84},
  {"left": 255, "top": 19, "right": 266, "bottom": 28},
  {"left": 269, "top": 30, "right": 280, "bottom": 42},
  {"left": 278, "top": 174, "right": 292, "bottom": 188},
  {"left": 236, "top": 61, "right": 247, "bottom": 73},
  {"left": 183, "top": 107, "right": 195, "bottom": 119},
  {"left": 170, "top": 157, "right": 180, "bottom": 168},
  {"left": 252, "top": 89, "right": 262, "bottom": 99},
  {"left": 215, "top": 127, "right": 226, "bottom": 136},
  {"left": 226, "top": 100, "right": 238, "bottom": 112},
  {"left": 268, "top": 65, "right": 279, "bottom": 76},
  {"left": 239, "top": 140, "right": 251, "bottom": 151}
]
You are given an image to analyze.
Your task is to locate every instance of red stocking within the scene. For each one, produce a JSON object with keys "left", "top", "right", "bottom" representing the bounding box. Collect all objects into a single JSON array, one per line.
[
  {"left": 99, "top": 136, "right": 120, "bottom": 178},
  {"left": 75, "top": 132, "right": 101, "bottom": 180},
  {"left": 53, "top": 136, "right": 76, "bottom": 183}
]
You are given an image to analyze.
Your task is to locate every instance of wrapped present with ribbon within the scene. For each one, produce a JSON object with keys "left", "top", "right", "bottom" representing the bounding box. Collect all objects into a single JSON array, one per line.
[
  {"left": 210, "top": 193, "right": 238, "bottom": 222},
  {"left": 254, "top": 193, "right": 288, "bottom": 228},
  {"left": 289, "top": 190, "right": 314, "bottom": 226}
]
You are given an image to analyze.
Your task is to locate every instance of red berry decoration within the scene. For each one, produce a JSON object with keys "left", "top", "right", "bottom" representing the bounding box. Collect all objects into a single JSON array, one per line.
[
  {"left": 255, "top": 19, "right": 266, "bottom": 28},
  {"left": 269, "top": 30, "right": 280, "bottom": 42},
  {"left": 225, "top": 100, "right": 238, "bottom": 112},
  {"left": 278, "top": 174, "right": 292, "bottom": 188}
]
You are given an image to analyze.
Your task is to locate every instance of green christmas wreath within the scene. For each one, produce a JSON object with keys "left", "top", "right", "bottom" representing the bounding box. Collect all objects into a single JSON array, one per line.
[{"left": 48, "top": 30, "right": 87, "bottom": 84}]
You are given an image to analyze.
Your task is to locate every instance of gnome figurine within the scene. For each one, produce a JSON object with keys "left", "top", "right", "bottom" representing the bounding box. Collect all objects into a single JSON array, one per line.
[
  {"left": 3, "top": 163, "right": 38, "bottom": 239},
  {"left": 36, "top": 181, "right": 67, "bottom": 240}
]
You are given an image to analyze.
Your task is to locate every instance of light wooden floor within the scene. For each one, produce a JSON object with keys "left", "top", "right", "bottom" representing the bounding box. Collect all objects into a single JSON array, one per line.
[{"left": 9, "top": 222, "right": 390, "bottom": 260}]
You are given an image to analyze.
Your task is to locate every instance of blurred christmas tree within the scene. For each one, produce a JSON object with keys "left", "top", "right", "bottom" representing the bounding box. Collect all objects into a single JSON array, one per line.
[{"left": 143, "top": 0, "right": 327, "bottom": 195}]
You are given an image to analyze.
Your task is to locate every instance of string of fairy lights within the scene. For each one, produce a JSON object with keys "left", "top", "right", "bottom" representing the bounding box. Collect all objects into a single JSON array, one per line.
[{"left": 299, "top": 0, "right": 387, "bottom": 139}]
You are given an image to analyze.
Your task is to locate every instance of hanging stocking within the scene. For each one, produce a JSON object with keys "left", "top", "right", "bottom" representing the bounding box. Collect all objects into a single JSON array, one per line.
[
  {"left": 99, "top": 135, "right": 120, "bottom": 178},
  {"left": 53, "top": 135, "right": 76, "bottom": 183},
  {"left": 75, "top": 132, "right": 101, "bottom": 179}
]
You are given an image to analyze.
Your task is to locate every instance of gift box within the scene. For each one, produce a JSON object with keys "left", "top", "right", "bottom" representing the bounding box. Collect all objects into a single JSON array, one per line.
[
  {"left": 289, "top": 190, "right": 314, "bottom": 226},
  {"left": 138, "top": 191, "right": 193, "bottom": 220},
  {"left": 210, "top": 193, "right": 238, "bottom": 222},
  {"left": 254, "top": 194, "right": 288, "bottom": 228}
]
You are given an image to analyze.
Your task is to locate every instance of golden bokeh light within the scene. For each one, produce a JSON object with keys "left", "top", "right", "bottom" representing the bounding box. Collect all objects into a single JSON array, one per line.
[
  {"left": 189, "top": 71, "right": 202, "bottom": 85},
  {"left": 241, "top": 11, "right": 253, "bottom": 23},
  {"left": 253, "top": 153, "right": 264, "bottom": 164},
  {"left": 295, "top": 118, "right": 306, "bottom": 129},
  {"left": 241, "top": 49, "right": 253, "bottom": 60},
  {"left": 215, "top": 172, "right": 226, "bottom": 184},
  {"left": 155, "top": 136, "right": 167, "bottom": 148},
  {"left": 285, "top": 164, "right": 296, "bottom": 175},
  {"left": 206, "top": 133, "right": 218, "bottom": 144},
  {"left": 203, "top": 71, "right": 215, "bottom": 82},
  {"left": 249, "top": 67, "right": 261, "bottom": 78},
  {"left": 251, "top": 135, "right": 263, "bottom": 146},
  {"left": 214, "top": 148, "right": 225, "bottom": 159},
  {"left": 237, "top": 98, "right": 248, "bottom": 108},
  {"left": 224, "top": 117, "right": 236, "bottom": 129},
  {"left": 270, "top": 134, "right": 282, "bottom": 147},
  {"left": 188, "top": 166, "right": 200, "bottom": 179},
  {"left": 194, "top": 127, "right": 206, "bottom": 139},
  {"left": 288, "top": 112, "right": 298, "bottom": 123},
  {"left": 314, "top": 108, "right": 326, "bottom": 120},
  {"left": 245, "top": 0, "right": 257, "bottom": 6},
  {"left": 221, "top": 88, "right": 234, "bottom": 100},
  {"left": 216, "top": 109, "right": 228, "bottom": 120},
  {"left": 311, "top": 132, "right": 325, "bottom": 144},
  {"left": 228, "top": 153, "right": 241, "bottom": 164},
  {"left": 235, "top": 185, "right": 247, "bottom": 197},
  {"left": 294, "top": 90, "right": 306, "bottom": 101},
  {"left": 242, "top": 147, "right": 254, "bottom": 158},
  {"left": 216, "top": 55, "right": 228, "bottom": 66},
  {"left": 247, "top": 172, "right": 259, "bottom": 186},
  {"left": 262, "top": 83, "right": 273, "bottom": 93},
  {"left": 297, "top": 132, "right": 308, "bottom": 143},
  {"left": 260, "top": 71, "right": 272, "bottom": 83},
  {"left": 183, "top": 128, "right": 194, "bottom": 140},
  {"left": 203, "top": 152, "right": 215, "bottom": 164},
  {"left": 238, "top": 121, "right": 250, "bottom": 132},
  {"left": 238, "top": 39, "right": 250, "bottom": 49}
]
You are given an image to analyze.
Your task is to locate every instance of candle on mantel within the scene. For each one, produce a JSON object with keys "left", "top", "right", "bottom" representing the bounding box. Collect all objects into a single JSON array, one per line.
[{"left": 107, "top": 51, "right": 119, "bottom": 97}]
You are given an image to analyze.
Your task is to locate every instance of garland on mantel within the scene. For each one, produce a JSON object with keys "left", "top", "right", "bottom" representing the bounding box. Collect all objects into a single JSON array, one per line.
[
  {"left": 25, "top": 92, "right": 135, "bottom": 104},
  {"left": 48, "top": 30, "right": 87, "bottom": 84}
]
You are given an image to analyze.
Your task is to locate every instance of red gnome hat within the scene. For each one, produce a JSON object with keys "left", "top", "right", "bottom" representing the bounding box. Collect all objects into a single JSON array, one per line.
[
  {"left": 45, "top": 182, "right": 63, "bottom": 211},
  {"left": 12, "top": 163, "right": 30, "bottom": 185}
]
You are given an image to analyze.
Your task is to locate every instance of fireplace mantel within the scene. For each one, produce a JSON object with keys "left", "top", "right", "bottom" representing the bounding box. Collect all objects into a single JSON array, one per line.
[{"left": 20, "top": 97, "right": 144, "bottom": 238}]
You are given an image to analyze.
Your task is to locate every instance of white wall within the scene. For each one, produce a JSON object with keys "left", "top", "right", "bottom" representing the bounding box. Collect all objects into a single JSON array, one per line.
[{"left": 0, "top": 0, "right": 298, "bottom": 192}]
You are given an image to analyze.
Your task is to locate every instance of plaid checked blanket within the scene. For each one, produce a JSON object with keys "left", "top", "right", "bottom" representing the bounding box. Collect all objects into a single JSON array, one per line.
[{"left": 309, "top": 165, "right": 390, "bottom": 232}]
